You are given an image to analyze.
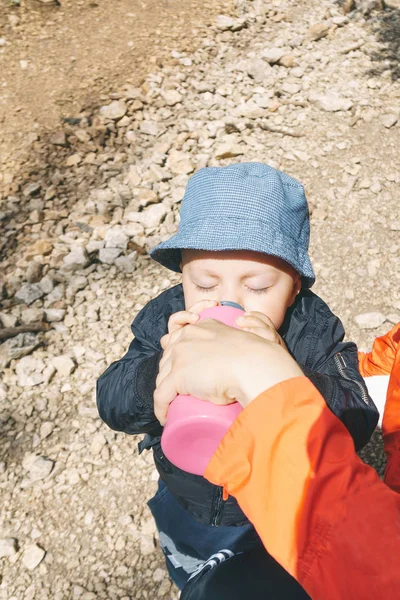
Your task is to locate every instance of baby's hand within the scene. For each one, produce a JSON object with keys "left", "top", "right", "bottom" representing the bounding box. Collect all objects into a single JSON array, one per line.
[{"left": 236, "top": 311, "right": 287, "bottom": 349}]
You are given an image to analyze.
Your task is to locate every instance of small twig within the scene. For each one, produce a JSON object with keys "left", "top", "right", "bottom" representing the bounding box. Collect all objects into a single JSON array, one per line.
[
  {"left": 0, "top": 322, "right": 49, "bottom": 342},
  {"left": 340, "top": 41, "right": 365, "bottom": 55},
  {"left": 259, "top": 123, "right": 304, "bottom": 137}
]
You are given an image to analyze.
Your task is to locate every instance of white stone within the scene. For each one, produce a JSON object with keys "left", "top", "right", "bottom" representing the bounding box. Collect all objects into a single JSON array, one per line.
[
  {"left": 100, "top": 100, "right": 127, "bottom": 121},
  {"left": 0, "top": 538, "right": 18, "bottom": 558},
  {"left": 125, "top": 165, "right": 142, "bottom": 187},
  {"left": 140, "top": 121, "right": 160, "bottom": 136},
  {"left": 52, "top": 355, "right": 76, "bottom": 376},
  {"left": 90, "top": 432, "right": 107, "bottom": 456},
  {"left": 214, "top": 138, "right": 245, "bottom": 159},
  {"left": 380, "top": 113, "right": 398, "bottom": 129},
  {"left": 99, "top": 248, "right": 122, "bottom": 264},
  {"left": 86, "top": 240, "right": 105, "bottom": 253},
  {"left": 16, "top": 357, "right": 45, "bottom": 387},
  {"left": 105, "top": 227, "right": 129, "bottom": 249},
  {"left": 115, "top": 252, "right": 138, "bottom": 274},
  {"left": 44, "top": 308, "right": 66, "bottom": 322},
  {"left": 261, "top": 47, "right": 287, "bottom": 64},
  {"left": 354, "top": 312, "right": 386, "bottom": 330},
  {"left": 140, "top": 535, "right": 155, "bottom": 556},
  {"left": 0, "top": 312, "right": 18, "bottom": 328},
  {"left": 15, "top": 283, "right": 44, "bottom": 306},
  {"left": 63, "top": 247, "right": 90, "bottom": 271},
  {"left": 281, "top": 82, "right": 301, "bottom": 95},
  {"left": 167, "top": 150, "right": 194, "bottom": 175},
  {"left": 40, "top": 422, "right": 54, "bottom": 440},
  {"left": 122, "top": 222, "right": 144, "bottom": 237},
  {"left": 138, "top": 189, "right": 159, "bottom": 207},
  {"left": 139, "top": 204, "right": 168, "bottom": 229},
  {"left": 26, "top": 456, "right": 54, "bottom": 481},
  {"left": 238, "top": 102, "right": 265, "bottom": 119},
  {"left": 162, "top": 90, "right": 183, "bottom": 106},
  {"left": 22, "top": 544, "right": 46, "bottom": 570},
  {"left": 215, "top": 15, "right": 236, "bottom": 30},
  {"left": 310, "top": 92, "right": 353, "bottom": 112}
]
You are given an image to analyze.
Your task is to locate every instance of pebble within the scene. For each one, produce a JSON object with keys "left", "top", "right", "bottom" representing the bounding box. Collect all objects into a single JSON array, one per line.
[
  {"left": 380, "top": 113, "right": 398, "bottom": 129},
  {"left": 90, "top": 432, "right": 107, "bottom": 456},
  {"left": 105, "top": 227, "right": 129, "bottom": 249},
  {"left": 50, "top": 131, "right": 67, "bottom": 146},
  {"left": 215, "top": 15, "right": 236, "bottom": 31},
  {"left": 140, "top": 121, "right": 160, "bottom": 136},
  {"left": 52, "top": 354, "right": 76, "bottom": 376},
  {"left": 162, "top": 90, "right": 183, "bottom": 106},
  {"left": 261, "top": 47, "right": 287, "bottom": 64},
  {"left": 24, "top": 239, "right": 53, "bottom": 260},
  {"left": 308, "top": 22, "right": 330, "bottom": 41},
  {"left": 25, "top": 455, "right": 54, "bottom": 481},
  {"left": 310, "top": 91, "right": 353, "bottom": 112},
  {"left": 40, "top": 422, "right": 55, "bottom": 439},
  {"left": 22, "top": 544, "right": 46, "bottom": 570},
  {"left": 167, "top": 150, "right": 194, "bottom": 175},
  {"left": 138, "top": 204, "right": 168, "bottom": 229},
  {"left": 15, "top": 283, "right": 45, "bottom": 305},
  {"left": 26, "top": 261, "right": 43, "bottom": 284},
  {"left": 99, "top": 247, "right": 122, "bottom": 264},
  {"left": 0, "top": 538, "right": 18, "bottom": 558},
  {"left": 44, "top": 308, "right": 66, "bottom": 322},
  {"left": 63, "top": 247, "right": 90, "bottom": 271},
  {"left": 115, "top": 252, "right": 138, "bottom": 273},
  {"left": 354, "top": 312, "right": 387, "bottom": 330},
  {"left": 100, "top": 100, "right": 127, "bottom": 121}
]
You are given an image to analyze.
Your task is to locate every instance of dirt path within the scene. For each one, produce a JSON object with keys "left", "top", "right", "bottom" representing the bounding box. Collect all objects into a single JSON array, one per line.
[{"left": 0, "top": 0, "right": 232, "bottom": 173}]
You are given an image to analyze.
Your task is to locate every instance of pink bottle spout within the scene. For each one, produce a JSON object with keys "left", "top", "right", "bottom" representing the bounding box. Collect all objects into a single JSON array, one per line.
[{"left": 160, "top": 303, "right": 244, "bottom": 476}]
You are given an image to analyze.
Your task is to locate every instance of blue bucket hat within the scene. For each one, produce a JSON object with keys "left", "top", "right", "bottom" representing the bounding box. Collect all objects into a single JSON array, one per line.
[{"left": 150, "top": 162, "right": 315, "bottom": 288}]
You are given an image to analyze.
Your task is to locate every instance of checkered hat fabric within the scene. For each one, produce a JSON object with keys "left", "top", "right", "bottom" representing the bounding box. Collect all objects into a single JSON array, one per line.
[{"left": 150, "top": 162, "right": 315, "bottom": 287}]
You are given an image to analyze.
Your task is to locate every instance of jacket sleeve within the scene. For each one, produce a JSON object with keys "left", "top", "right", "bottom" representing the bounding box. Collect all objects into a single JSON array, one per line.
[
  {"left": 372, "top": 324, "right": 400, "bottom": 492},
  {"left": 286, "top": 296, "right": 378, "bottom": 451},
  {"left": 359, "top": 323, "right": 400, "bottom": 377},
  {"left": 96, "top": 285, "right": 184, "bottom": 435},
  {"left": 205, "top": 377, "right": 400, "bottom": 600}
]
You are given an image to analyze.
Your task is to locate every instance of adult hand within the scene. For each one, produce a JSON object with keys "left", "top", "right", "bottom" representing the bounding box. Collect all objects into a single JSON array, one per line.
[{"left": 154, "top": 319, "right": 303, "bottom": 425}]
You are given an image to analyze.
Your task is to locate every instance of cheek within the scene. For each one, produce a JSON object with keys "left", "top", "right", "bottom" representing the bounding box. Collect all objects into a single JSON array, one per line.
[
  {"left": 244, "top": 291, "right": 291, "bottom": 329},
  {"left": 182, "top": 282, "right": 205, "bottom": 309}
]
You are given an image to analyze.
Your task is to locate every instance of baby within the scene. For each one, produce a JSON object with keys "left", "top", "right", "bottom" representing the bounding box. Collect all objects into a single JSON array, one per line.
[{"left": 97, "top": 162, "right": 378, "bottom": 590}]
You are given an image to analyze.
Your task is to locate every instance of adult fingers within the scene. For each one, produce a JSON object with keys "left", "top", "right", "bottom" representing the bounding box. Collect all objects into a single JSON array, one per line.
[
  {"left": 188, "top": 299, "right": 219, "bottom": 314},
  {"left": 168, "top": 310, "right": 199, "bottom": 334}
]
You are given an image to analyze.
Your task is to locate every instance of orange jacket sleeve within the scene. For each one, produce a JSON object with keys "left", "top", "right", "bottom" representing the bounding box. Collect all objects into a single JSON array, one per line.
[
  {"left": 205, "top": 377, "right": 400, "bottom": 600},
  {"left": 359, "top": 323, "right": 400, "bottom": 491},
  {"left": 358, "top": 323, "right": 399, "bottom": 377}
]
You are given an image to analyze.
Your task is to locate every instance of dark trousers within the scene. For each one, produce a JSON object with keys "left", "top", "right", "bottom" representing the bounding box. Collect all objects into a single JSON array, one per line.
[
  {"left": 180, "top": 546, "right": 311, "bottom": 600},
  {"left": 148, "top": 481, "right": 263, "bottom": 590}
]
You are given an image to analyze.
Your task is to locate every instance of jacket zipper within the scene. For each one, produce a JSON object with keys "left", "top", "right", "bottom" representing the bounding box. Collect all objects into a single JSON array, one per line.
[
  {"left": 210, "top": 486, "right": 224, "bottom": 526},
  {"left": 334, "top": 352, "right": 370, "bottom": 405}
]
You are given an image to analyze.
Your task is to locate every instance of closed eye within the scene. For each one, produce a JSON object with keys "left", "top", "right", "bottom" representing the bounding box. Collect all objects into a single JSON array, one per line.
[
  {"left": 195, "top": 284, "right": 217, "bottom": 292},
  {"left": 246, "top": 286, "right": 271, "bottom": 295}
]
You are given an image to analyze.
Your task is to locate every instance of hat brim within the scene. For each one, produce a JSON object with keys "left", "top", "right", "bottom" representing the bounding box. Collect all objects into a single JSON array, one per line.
[{"left": 150, "top": 218, "right": 315, "bottom": 288}]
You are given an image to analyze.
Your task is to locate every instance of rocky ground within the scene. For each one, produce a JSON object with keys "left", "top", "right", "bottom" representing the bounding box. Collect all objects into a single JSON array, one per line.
[{"left": 0, "top": 0, "right": 399, "bottom": 598}]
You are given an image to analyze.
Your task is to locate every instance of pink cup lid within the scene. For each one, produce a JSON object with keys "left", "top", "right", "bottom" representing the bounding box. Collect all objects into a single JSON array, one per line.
[{"left": 161, "top": 304, "right": 244, "bottom": 476}]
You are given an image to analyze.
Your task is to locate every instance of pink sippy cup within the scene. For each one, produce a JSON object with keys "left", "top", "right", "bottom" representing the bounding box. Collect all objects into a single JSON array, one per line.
[{"left": 160, "top": 302, "right": 244, "bottom": 476}]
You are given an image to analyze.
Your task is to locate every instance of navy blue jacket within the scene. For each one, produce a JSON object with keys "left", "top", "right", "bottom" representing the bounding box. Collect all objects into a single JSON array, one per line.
[{"left": 97, "top": 285, "right": 378, "bottom": 526}]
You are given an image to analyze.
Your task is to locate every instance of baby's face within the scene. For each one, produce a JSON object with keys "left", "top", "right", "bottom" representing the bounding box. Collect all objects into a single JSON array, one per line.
[{"left": 181, "top": 250, "right": 301, "bottom": 330}]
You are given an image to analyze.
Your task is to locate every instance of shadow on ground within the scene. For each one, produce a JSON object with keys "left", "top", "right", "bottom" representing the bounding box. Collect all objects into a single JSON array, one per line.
[{"left": 368, "top": 3, "right": 400, "bottom": 80}]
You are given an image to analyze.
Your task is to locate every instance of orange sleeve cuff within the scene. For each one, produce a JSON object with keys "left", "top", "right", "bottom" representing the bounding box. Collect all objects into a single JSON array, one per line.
[{"left": 358, "top": 323, "right": 400, "bottom": 377}]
